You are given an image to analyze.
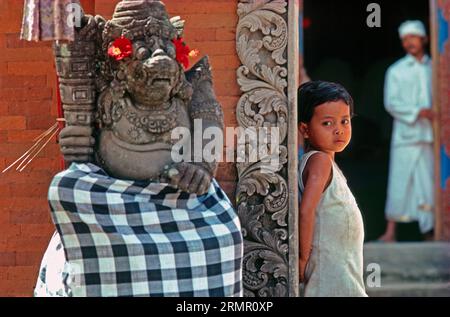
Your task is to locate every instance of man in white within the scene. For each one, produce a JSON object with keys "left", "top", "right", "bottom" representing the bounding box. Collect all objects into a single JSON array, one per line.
[{"left": 378, "top": 20, "right": 435, "bottom": 242}]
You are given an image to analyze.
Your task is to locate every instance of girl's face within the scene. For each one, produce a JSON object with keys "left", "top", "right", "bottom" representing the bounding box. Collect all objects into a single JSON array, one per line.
[{"left": 299, "top": 100, "right": 352, "bottom": 156}]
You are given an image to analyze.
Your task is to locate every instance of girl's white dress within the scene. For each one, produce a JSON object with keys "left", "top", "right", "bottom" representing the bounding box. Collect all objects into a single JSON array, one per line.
[{"left": 299, "top": 151, "right": 367, "bottom": 297}]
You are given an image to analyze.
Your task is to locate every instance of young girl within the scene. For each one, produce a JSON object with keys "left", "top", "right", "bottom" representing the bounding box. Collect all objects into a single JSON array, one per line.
[{"left": 297, "top": 81, "right": 367, "bottom": 297}]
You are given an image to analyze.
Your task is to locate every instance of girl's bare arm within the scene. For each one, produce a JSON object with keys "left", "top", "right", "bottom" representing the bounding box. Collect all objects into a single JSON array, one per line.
[{"left": 299, "top": 152, "right": 332, "bottom": 281}]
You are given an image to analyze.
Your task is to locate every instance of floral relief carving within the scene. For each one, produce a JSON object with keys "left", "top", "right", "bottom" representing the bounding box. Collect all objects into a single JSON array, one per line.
[{"left": 236, "top": 0, "right": 290, "bottom": 297}]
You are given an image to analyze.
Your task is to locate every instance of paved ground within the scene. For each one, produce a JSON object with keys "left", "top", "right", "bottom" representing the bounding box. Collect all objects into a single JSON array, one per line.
[{"left": 363, "top": 242, "right": 450, "bottom": 297}]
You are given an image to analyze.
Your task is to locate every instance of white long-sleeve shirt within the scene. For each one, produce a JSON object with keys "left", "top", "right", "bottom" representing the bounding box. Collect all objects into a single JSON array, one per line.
[{"left": 384, "top": 54, "right": 433, "bottom": 145}]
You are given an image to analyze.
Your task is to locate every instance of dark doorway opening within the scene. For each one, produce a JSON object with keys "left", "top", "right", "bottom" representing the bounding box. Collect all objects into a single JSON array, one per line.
[{"left": 303, "top": 0, "right": 430, "bottom": 241}]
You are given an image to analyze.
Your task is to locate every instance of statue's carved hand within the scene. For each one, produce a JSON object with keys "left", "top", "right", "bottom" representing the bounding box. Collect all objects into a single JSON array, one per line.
[
  {"left": 59, "top": 126, "right": 95, "bottom": 163},
  {"left": 169, "top": 162, "right": 212, "bottom": 196}
]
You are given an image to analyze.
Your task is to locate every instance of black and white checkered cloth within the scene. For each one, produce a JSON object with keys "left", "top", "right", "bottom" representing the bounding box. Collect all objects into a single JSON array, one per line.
[{"left": 44, "top": 163, "right": 243, "bottom": 297}]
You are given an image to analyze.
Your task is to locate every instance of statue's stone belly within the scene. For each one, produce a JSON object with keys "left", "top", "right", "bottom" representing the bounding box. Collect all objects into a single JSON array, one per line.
[{"left": 97, "top": 130, "right": 175, "bottom": 180}]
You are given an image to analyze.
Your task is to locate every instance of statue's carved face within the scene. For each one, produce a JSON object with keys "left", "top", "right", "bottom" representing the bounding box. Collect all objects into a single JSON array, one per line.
[
  {"left": 101, "top": 1, "right": 189, "bottom": 109},
  {"left": 119, "top": 39, "right": 181, "bottom": 108}
]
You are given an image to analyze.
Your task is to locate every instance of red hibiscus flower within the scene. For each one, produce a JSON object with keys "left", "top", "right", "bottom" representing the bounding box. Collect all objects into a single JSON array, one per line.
[
  {"left": 108, "top": 36, "right": 133, "bottom": 61},
  {"left": 172, "top": 37, "right": 198, "bottom": 69}
]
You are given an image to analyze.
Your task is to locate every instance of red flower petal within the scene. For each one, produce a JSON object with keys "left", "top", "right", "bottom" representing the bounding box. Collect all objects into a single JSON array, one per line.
[
  {"left": 172, "top": 37, "right": 198, "bottom": 69},
  {"left": 108, "top": 36, "right": 133, "bottom": 61}
]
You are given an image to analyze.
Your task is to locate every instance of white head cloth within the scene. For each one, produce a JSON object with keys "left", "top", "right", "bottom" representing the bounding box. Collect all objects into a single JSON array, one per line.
[{"left": 398, "top": 20, "right": 427, "bottom": 38}]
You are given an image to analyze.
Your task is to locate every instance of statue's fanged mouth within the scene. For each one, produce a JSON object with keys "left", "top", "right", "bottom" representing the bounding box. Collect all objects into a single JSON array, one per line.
[{"left": 151, "top": 77, "right": 171, "bottom": 85}]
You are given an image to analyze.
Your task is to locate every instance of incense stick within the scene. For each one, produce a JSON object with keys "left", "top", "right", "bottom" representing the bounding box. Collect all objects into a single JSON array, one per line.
[
  {"left": 19, "top": 127, "right": 60, "bottom": 172},
  {"left": 2, "top": 123, "right": 59, "bottom": 173}
]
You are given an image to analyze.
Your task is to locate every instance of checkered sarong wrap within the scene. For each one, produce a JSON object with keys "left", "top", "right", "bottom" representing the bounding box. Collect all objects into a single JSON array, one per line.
[{"left": 47, "top": 163, "right": 243, "bottom": 297}]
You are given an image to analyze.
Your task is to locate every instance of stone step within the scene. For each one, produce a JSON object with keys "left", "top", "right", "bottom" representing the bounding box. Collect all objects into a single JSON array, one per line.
[
  {"left": 363, "top": 242, "right": 450, "bottom": 283},
  {"left": 366, "top": 282, "right": 450, "bottom": 297}
]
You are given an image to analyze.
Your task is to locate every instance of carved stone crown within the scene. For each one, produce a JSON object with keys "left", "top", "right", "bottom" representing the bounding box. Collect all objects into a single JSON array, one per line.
[{"left": 102, "top": 0, "right": 178, "bottom": 46}]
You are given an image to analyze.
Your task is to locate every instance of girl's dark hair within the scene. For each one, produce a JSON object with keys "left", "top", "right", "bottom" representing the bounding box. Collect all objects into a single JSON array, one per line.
[{"left": 297, "top": 80, "right": 354, "bottom": 123}]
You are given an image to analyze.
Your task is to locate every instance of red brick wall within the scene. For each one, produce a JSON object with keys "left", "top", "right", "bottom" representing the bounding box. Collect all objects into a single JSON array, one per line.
[
  {"left": 0, "top": 0, "right": 59, "bottom": 296},
  {"left": 0, "top": 0, "right": 239, "bottom": 296}
]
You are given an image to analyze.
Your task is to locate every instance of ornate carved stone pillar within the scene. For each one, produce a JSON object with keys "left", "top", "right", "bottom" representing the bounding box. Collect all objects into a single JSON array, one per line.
[{"left": 235, "top": 0, "right": 300, "bottom": 297}]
